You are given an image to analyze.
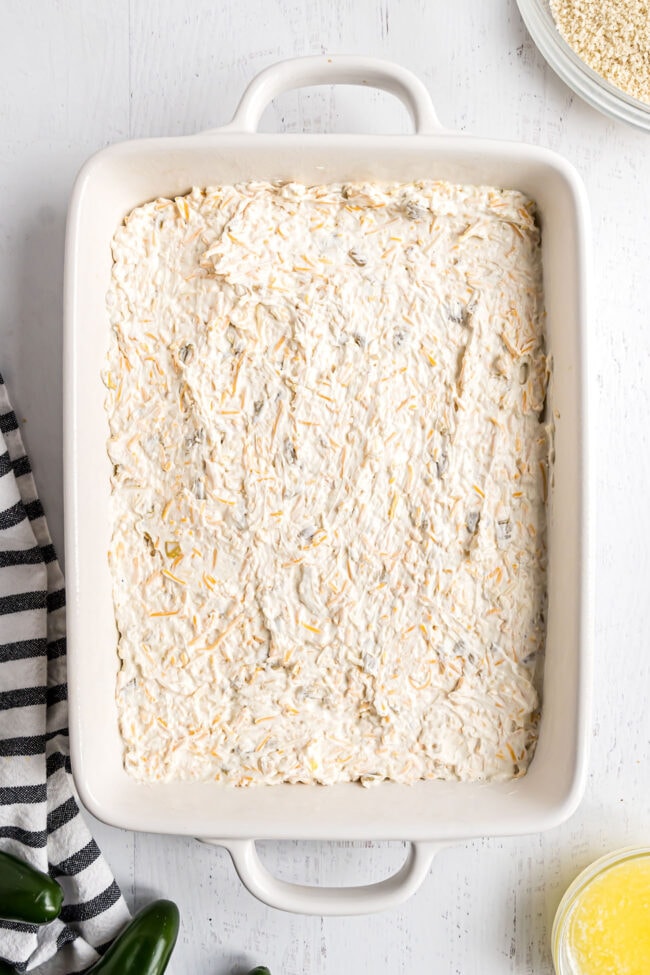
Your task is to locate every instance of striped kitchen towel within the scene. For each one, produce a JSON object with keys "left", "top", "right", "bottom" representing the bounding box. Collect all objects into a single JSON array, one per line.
[{"left": 0, "top": 374, "right": 130, "bottom": 974}]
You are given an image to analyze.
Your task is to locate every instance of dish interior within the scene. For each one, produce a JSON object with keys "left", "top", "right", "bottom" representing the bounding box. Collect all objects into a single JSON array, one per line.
[{"left": 66, "top": 135, "right": 587, "bottom": 838}]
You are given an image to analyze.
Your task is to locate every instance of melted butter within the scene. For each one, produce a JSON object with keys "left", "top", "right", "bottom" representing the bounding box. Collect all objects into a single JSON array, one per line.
[{"left": 566, "top": 856, "right": 650, "bottom": 975}]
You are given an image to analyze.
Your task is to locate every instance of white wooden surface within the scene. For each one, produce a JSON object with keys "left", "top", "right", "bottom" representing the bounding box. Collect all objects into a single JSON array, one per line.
[{"left": 1, "top": 1, "right": 649, "bottom": 972}]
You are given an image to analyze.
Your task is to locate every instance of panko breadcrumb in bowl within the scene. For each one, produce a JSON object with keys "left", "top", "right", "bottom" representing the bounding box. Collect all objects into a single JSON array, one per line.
[
  {"left": 105, "top": 177, "right": 549, "bottom": 788},
  {"left": 517, "top": 0, "right": 650, "bottom": 130}
]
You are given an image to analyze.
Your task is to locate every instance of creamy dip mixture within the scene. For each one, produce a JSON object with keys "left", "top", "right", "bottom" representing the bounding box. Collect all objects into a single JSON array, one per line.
[{"left": 105, "top": 179, "right": 549, "bottom": 786}]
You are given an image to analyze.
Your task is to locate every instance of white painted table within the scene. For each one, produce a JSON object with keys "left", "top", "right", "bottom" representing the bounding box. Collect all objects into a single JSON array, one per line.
[{"left": 1, "top": 1, "right": 648, "bottom": 971}]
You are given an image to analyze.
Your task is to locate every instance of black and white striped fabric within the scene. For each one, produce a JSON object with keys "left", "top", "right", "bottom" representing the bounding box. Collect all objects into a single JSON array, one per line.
[{"left": 0, "top": 374, "right": 130, "bottom": 973}]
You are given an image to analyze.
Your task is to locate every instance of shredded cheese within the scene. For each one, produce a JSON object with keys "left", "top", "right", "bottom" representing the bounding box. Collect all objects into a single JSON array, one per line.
[{"left": 107, "top": 178, "right": 549, "bottom": 787}]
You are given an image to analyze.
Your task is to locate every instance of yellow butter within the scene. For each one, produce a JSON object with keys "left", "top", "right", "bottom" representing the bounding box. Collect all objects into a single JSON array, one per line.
[{"left": 566, "top": 856, "right": 650, "bottom": 975}]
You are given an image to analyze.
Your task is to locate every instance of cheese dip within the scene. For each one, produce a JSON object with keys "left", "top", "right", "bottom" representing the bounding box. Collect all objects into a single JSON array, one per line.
[{"left": 105, "top": 179, "right": 549, "bottom": 786}]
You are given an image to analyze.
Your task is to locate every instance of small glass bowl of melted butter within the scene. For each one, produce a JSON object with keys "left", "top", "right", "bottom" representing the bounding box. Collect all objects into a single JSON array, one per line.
[{"left": 553, "top": 847, "right": 650, "bottom": 975}]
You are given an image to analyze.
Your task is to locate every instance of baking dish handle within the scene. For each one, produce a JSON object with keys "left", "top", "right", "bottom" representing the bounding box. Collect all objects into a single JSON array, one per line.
[
  {"left": 210, "top": 55, "right": 444, "bottom": 135},
  {"left": 198, "top": 838, "right": 446, "bottom": 915}
]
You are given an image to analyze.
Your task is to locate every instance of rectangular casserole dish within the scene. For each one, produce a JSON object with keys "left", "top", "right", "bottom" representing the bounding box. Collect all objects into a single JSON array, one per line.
[{"left": 64, "top": 56, "right": 592, "bottom": 915}]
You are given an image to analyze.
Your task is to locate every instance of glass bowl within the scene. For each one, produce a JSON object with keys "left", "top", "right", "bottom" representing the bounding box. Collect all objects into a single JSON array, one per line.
[
  {"left": 552, "top": 846, "right": 650, "bottom": 974},
  {"left": 516, "top": 0, "right": 650, "bottom": 131}
]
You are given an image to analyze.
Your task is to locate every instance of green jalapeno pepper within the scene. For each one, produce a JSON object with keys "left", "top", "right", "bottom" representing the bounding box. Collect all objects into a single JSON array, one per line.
[
  {"left": 0, "top": 850, "right": 62, "bottom": 925},
  {"left": 247, "top": 968, "right": 271, "bottom": 975},
  {"left": 85, "top": 899, "right": 179, "bottom": 975}
]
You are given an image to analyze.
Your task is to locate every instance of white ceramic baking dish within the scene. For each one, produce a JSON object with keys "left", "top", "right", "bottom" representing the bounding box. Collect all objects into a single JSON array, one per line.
[{"left": 64, "top": 55, "right": 592, "bottom": 916}]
